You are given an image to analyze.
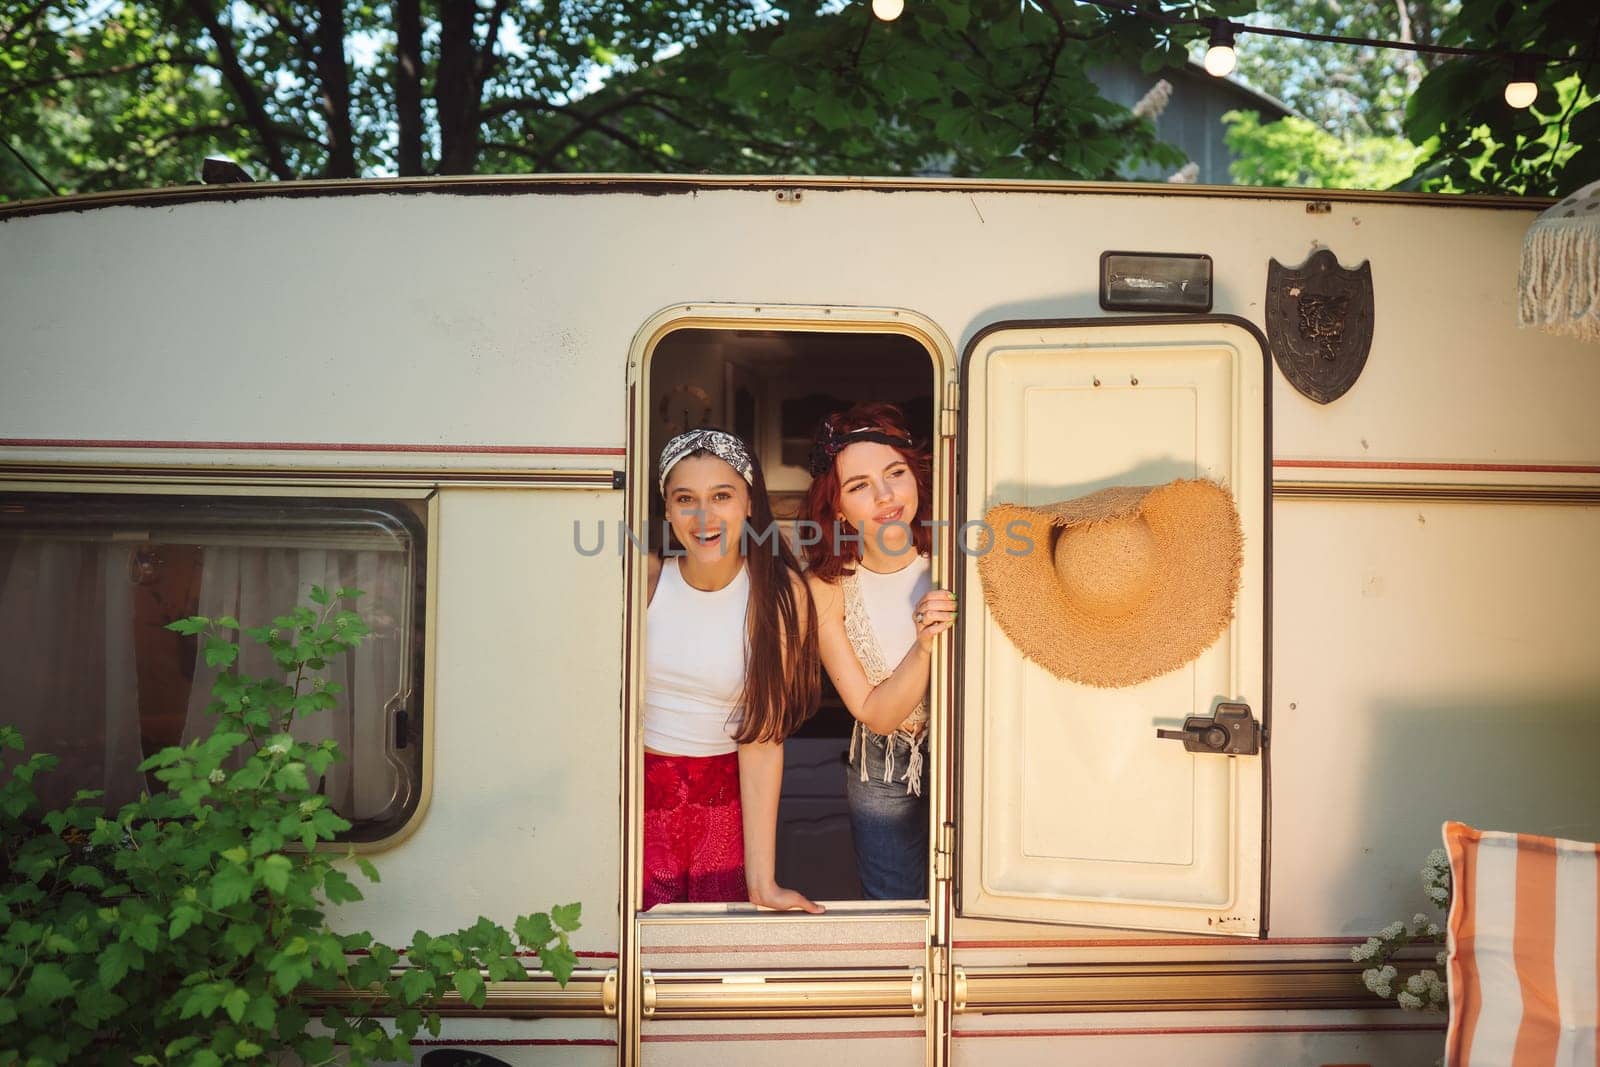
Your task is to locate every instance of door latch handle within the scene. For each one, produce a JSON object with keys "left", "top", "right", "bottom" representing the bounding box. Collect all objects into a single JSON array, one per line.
[{"left": 1155, "top": 701, "right": 1261, "bottom": 756}]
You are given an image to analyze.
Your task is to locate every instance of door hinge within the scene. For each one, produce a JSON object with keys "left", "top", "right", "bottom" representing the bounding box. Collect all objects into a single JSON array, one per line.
[
  {"left": 929, "top": 945, "right": 949, "bottom": 1006},
  {"left": 941, "top": 380, "right": 960, "bottom": 438},
  {"left": 934, "top": 820, "right": 955, "bottom": 882}
]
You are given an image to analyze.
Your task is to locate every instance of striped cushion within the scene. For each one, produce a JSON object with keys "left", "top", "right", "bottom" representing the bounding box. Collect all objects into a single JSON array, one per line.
[{"left": 1445, "top": 821, "right": 1599, "bottom": 1066}]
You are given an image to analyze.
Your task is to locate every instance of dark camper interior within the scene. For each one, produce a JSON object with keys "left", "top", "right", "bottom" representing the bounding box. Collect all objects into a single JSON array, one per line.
[{"left": 647, "top": 326, "right": 936, "bottom": 902}]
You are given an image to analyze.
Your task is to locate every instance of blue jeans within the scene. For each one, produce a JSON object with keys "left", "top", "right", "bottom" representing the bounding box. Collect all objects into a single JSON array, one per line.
[{"left": 846, "top": 730, "right": 929, "bottom": 900}]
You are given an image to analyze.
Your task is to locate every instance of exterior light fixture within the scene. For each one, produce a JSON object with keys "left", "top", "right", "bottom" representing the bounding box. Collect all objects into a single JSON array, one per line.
[
  {"left": 1504, "top": 55, "right": 1538, "bottom": 109},
  {"left": 871, "top": 0, "right": 904, "bottom": 21},
  {"left": 1203, "top": 19, "right": 1237, "bottom": 78}
]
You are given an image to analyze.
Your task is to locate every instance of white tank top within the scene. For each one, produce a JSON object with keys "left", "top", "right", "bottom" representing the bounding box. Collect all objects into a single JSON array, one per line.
[
  {"left": 855, "top": 553, "right": 933, "bottom": 666},
  {"left": 643, "top": 557, "right": 748, "bottom": 756}
]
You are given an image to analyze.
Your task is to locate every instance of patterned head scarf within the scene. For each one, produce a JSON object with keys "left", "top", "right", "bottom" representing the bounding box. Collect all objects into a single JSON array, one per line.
[
  {"left": 657, "top": 429, "right": 755, "bottom": 495},
  {"left": 806, "top": 422, "right": 915, "bottom": 477}
]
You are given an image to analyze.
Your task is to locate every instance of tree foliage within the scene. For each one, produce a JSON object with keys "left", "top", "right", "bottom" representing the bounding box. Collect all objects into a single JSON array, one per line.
[
  {"left": 0, "top": 0, "right": 1239, "bottom": 199},
  {"left": 1400, "top": 0, "right": 1599, "bottom": 195},
  {"left": 0, "top": 591, "right": 580, "bottom": 1067},
  {"left": 1223, "top": 109, "right": 1426, "bottom": 189}
]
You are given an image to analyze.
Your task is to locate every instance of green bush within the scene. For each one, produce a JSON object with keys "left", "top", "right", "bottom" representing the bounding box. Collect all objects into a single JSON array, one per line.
[{"left": 0, "top": 589, "right": 579, "bottom": 1066}]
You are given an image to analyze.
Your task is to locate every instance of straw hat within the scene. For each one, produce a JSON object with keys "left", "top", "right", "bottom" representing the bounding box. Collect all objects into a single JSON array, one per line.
[{"left": 976, "top": 479, "right": 1243, "bottom": 688}]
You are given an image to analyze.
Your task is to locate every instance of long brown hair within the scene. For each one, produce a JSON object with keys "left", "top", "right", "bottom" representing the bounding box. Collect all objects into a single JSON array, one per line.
[
  {"left": 661, "top": 439, "right": 819, "bottom": 744},
  {"left": 801, "top": 403, "right": 933, "bottom": 583}
]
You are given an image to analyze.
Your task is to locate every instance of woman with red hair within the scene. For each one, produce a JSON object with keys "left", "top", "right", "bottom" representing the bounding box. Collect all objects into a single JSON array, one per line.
[{"left": 802, "top": 403, "right": 956, "bottom": 899}]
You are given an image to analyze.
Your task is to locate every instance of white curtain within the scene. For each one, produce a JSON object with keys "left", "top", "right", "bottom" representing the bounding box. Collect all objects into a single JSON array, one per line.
[
  {"left": 0, "top": 541, "right": 146, "bottom": 811},
  {"left": 180, "top": 546, "right": 410, "bottom": 823}
]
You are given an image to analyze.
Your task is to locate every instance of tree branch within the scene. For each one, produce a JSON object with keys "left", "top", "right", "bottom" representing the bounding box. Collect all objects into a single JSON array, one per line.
[
  {"left": 182, "top": 0, "right": 294, "bottom": 179},
  {"left": 395, "top": 0, "right": 423, "bottom": 175},
  {"left": 0, "top": 58, "right": 204, "bottom": 101},
  {"left": 0, "top": 0, "right": 55, "bottom": 51},
  {"left": 312, "top": 0, "right": 355, "bottom": 177}
]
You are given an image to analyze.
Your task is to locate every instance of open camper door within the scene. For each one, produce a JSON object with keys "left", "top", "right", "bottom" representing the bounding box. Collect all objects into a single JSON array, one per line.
[{"left": 956, "top": 317, "right": 1270, "bottom": 936}]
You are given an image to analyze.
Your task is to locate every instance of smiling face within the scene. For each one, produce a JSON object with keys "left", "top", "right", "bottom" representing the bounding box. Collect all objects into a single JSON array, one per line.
[
  {"left": 834, "top": 441, "right": 919, "bottom": 558},
  {"left": 664, "top": 453, "right": 751, "bottom": 563}
]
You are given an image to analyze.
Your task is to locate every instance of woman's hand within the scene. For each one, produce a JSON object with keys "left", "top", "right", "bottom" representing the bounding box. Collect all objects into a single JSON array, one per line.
[
  {"left": 748, "top": 879, "right": 825, "bottom": 914},
  {"left": 912, "top": 589, "right": 958, "bottom": 653}
]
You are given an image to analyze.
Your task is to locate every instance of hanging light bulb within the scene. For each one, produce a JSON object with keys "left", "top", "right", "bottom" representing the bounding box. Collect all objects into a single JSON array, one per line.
[
  {"left": 1504, "top": 55, "right": 1538, "bottom": 109},
  {"left": 871, "top": 0, "right": 904, "bottom": 21},
  {"left": 1203, "top": 19, "right": 1237, "bottom": 78}
]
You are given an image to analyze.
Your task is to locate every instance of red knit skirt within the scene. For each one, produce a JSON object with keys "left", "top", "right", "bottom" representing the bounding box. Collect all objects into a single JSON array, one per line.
[{"left": 643, "top": 751, "right": 746, "bottom": 910}]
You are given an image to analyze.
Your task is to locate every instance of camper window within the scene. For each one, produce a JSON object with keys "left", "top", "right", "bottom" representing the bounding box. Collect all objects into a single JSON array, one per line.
[{"left": 0, "top": 492, "right": 427, "bottom": 843}]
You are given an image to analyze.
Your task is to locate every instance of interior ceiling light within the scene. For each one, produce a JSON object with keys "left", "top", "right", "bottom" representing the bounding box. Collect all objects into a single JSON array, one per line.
[
  {"left": 1203, "top": 19, "right": 1237, "bottom": 78},
  {"left": 1504, "top": 54, "right": 1538, "bottom": 109},
  {"left": 871, "top": 0, "right": 904, "bottom": 21}
]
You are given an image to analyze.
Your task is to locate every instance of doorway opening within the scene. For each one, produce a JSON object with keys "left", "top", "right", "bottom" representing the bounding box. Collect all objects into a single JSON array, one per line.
[{"left": 645, "top": 324, "right": 937, "bottom": 903}]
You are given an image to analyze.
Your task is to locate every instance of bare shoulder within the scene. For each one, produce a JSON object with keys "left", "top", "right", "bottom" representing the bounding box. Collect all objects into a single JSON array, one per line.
[
  {"left": 647, "top": 553, "right": 664, "bottom": 605},
  {"left": 804, "top": 571, "right": 844, "bottom": 621}
]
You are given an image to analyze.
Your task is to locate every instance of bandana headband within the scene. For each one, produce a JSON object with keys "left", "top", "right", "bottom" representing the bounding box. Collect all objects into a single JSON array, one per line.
[
  {"left": 806, "top": 424, "right": 915, "bottom": 477},
  {"left": 658, "top": 429, "right": 755, "bottom": 494}
]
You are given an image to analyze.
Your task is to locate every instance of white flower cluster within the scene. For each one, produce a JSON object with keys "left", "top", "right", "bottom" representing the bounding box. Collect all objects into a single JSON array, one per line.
[
  {"left": 1362, "top": 964, "right": 1398, "bottom": 997},
  {"left": 1422, "top": 848, "right": 1452, "bottom": 906},
  {"left": 1398, "top": 969, "right": 1448, "bottom": 1012},
  {"left": 208, "top": 768, "right": 227, "bottom": 784},
  {"left": 1350, "top": 937, "right": 1382, "bottom": 962},
  {"left": 266, "top": 741, "right": 290, "bottom": 757}
]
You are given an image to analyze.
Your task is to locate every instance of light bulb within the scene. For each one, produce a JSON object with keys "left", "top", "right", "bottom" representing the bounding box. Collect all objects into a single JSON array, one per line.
[
  {"left": 1504, "top": 80, "right": 1537, "bottom": 108},
  {"left": 1203, "top": 19, "right": 1237, "bottom": 78},
  {"left": 1504, "top": 55, "right": 1538, "bottom": 109},
  {"left": 1204, "top": 44, "right": 1237, "bottom": 77},
  {"left": 872, "top": 0, "right": 904, "bottom": 21}
]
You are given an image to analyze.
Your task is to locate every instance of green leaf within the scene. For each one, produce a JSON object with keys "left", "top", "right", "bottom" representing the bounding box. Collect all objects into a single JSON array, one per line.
[
  {"left": 257, "top": 854, "right": 292, "bottom": 895},
  {"left": 223, "top": 922, "right": 263, "bottom": 959},
  {"left": 551, "top": 902, "right": 582, "bottom": 933},
  {"left": 210, "top": 862, "right": 255, "bottom": 909},
  {"left": 165, "top": 617, "right": 210, "bottom": 635},
  {"left": 222, "top": 986, "right": 250, "bottom": 1024},
  {"left": 234, "top": 1039, "right": 264, "bottom": 1058},
  {"left": 354, "top": 856, "right": 380, "bottom": 883},
  {"left": 398, "top": 967, "right": 434, "bottom": 1005},
  {"left": 99, "top": 941, "right": 139, "bottom": 986},
  {"left": 25, "top": 962, "right": 75, "bottom": 1005},
  {"left": 65, "top": 864, "right": 105, "bottom": 890},
  {"left": 309, "top": 585, "right": 331, "bottom": 606},
  {"left": 515, "top": 912, "right": 554, "bottom": 947},
  {"left": 203, "top": 635, "right": 238, "bottom": 669},
  {"left": 452, "top": 966, "right": 485, "bottom": 1006},
  {"left": 322, "top": 869, "right": 363, "bottom": 904}
]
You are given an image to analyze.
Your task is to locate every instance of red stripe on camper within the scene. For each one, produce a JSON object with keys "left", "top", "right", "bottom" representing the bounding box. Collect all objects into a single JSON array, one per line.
[
  {"left": 410, "top": 1038, "right": 618, "bottom": 1047},
  {"left": 1272, "top": 459, "right": 1600, "bottom": 474},
  {"left": 641, "top": 1029, "right": 921, "bottom": 1042},
  {"left": 1511, "top": 836, "right": 1561, "bottom": 1064},
  {"left": 642, "top": 941, "right": 924, "bottom": 955},
  {"left": 0, "top": 437, "right": 626, "bottom": 456},
  {"left": 953, "top": 936, "right": 1366, "bottom": 949},
  {"left": 952, "top": 1022, "right": 1446, "bottom": 1039}
]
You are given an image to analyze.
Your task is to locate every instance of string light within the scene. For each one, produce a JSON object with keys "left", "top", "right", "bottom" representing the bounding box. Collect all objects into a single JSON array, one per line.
[
  {"left": 871, "top": 0, "right": 904, "bottom": 21},
  {"left": 1080, "top": 0, "right": 1587, "bottom": 89},
  {"left": 1504, "top": 54, "right": 1538, "bottom": 109},
  {"left": 1203, "top": 19, "right": 1237, "bottom": 78}
]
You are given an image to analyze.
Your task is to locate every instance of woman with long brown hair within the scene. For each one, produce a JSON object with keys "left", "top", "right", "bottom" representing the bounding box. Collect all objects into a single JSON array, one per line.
[
  {"left": 802, "top": 404, "right": 956, "bottom": 900},
  {"left": 643, "top": 429, "right": 822, "bottom": 912}
]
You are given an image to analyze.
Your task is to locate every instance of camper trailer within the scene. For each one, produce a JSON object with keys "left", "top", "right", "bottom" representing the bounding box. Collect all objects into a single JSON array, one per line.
[{"left": 2, "top": 175, "right": 1596, "bottom": 1066}]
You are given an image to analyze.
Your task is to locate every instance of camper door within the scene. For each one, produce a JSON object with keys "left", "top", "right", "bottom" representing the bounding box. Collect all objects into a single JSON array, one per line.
[{"left": 956, "top": 317, "right": 1269, "bottom": 935}]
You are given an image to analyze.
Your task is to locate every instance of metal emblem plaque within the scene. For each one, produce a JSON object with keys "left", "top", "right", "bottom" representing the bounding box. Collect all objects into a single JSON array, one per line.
[{"left": 1266, "top": 249, "right": 1374, "bottom": 404}]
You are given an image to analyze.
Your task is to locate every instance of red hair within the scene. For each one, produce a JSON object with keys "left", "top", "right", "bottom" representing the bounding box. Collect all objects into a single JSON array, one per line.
[{"left": 801, "top": 402, "right": 932, "bottom": 582}]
